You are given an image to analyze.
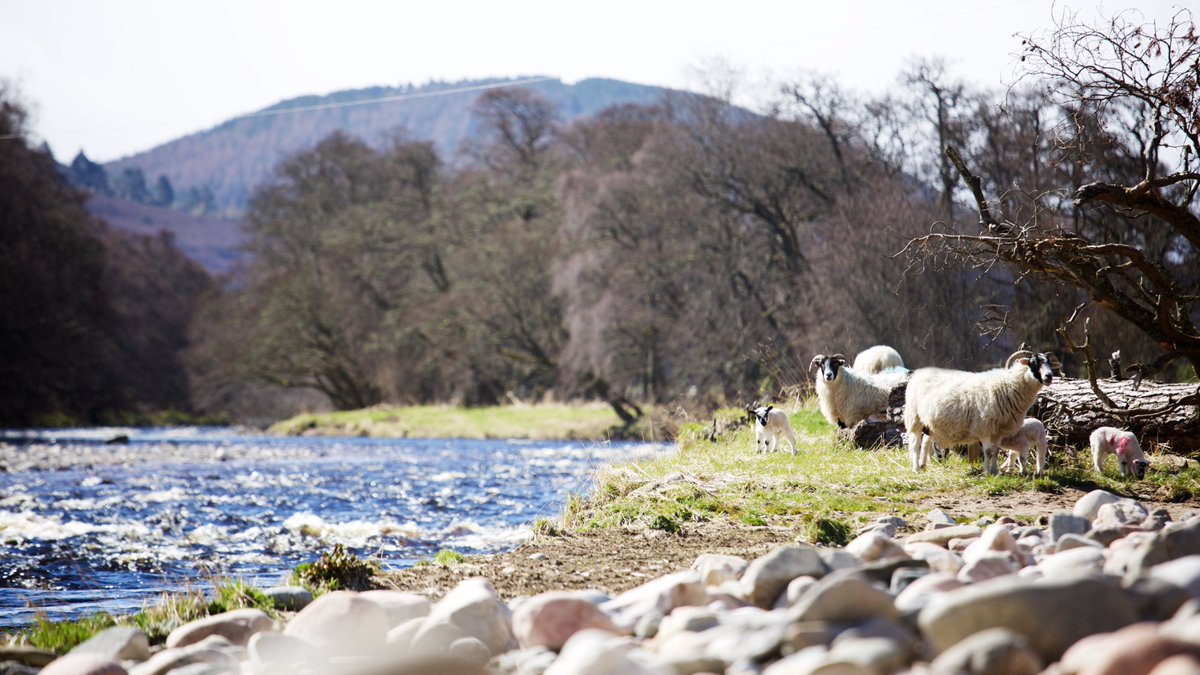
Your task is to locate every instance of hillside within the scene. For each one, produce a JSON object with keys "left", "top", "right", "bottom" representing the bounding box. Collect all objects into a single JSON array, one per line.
[
  {"left": 85, "top": 194, "right": 245, "bottom": 275},
  {"left": 105, "top": 77, "right": 672, "bottom": 215}
]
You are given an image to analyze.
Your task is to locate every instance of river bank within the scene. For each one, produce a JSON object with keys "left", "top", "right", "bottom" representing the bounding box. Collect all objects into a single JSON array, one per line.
[
  {"left": 7, "top": 400, "right": 1200, "bottom": 673},
  {"left": 269, "top": 401, "right": 668, "bottom": 441}
]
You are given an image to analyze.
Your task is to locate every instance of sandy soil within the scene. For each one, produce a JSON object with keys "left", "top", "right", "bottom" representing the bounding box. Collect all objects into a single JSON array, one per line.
[{"left": 378, "top": 487, "right": 1200, "bottom": 600}]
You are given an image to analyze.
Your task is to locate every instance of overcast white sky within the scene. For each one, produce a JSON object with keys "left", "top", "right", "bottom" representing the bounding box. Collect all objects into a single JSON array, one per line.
[{"left": 1, "top": 0, "right": 1189, "bottom": 162}]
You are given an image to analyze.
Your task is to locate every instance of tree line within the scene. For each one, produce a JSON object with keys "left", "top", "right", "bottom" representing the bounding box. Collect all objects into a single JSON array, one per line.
[{"left": 2, "top": 8, "right": 1195, "bottom": 427}]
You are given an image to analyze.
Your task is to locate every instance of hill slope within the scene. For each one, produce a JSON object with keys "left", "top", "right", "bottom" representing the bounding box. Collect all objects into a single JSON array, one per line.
[{"left": 106, "top": 77, "right": 671, "bottom": 215}]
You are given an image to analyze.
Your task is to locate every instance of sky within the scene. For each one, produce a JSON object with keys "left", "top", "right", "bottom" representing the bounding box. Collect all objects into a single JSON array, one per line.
[{"left": 1, "top": 0, "right": 1190, "bottom": 163}]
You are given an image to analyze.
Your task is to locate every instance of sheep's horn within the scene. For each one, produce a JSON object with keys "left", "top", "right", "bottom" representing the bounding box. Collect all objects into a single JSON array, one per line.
[
  {"left": 831, "top": 353, "right": 846, "bottom": 362},
  {"left": 809, "top": 355, "right": 825, "bottom": 372},
  {"left": 1005, "top": 350, "right": 1034, "bottom": 368}
]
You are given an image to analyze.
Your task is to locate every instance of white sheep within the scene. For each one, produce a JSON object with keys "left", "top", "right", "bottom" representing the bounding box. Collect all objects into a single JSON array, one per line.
[
  {"left": 748, "top": 405, "right": 797, "bottom": 454},
  {"left": 853, "top": 345, "right": 905, "bottom": 375},
  {"left": 810, "top": 354, "right": 908, "bottom": 430},
  {"left": 904, "top": 350, "right": 1058, "bottom": 476},
  {"left": 1090, "top": 426, "right": 1149, "bottom": 479},
  {"left": 997, "top": 417, "right": 1048, "bottom": 475}
]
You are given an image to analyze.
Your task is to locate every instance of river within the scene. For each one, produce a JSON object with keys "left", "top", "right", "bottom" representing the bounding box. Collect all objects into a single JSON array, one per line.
[{"left": 0, "top": 427, "right": 666, "bottom": 628}]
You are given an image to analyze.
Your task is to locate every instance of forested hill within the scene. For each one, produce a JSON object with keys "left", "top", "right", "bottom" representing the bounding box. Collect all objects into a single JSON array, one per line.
[{"left": 105, "top": 77, "right": 670, "bottom": 215}]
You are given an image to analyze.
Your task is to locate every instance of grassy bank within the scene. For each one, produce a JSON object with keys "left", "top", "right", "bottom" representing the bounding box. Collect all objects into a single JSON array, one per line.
[
  {"left": 548, "top": 398, "right": 1200, "bottom": 544},
  {"left": 270, "top": 401, "right": 664, "bottom": 441}
]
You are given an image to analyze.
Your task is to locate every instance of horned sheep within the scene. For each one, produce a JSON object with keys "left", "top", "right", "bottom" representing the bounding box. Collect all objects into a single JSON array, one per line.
[
  {"left": 853, "top": 345, "right": 905, "bottom": 375},
  {"left": 904, "top": 350, "right": 1058, "bottom": 476},
  {"left": 810, "top": 354, "right": 908, "bottom": 430}
]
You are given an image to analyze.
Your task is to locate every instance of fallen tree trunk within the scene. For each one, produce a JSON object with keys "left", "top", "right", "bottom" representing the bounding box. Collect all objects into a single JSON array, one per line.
[
  {"left": 1031, "top": 377, "right": 1200, "bottom": 455},
  {"left": 851, "top": 376, "right": 1200, "bottom": 456}
]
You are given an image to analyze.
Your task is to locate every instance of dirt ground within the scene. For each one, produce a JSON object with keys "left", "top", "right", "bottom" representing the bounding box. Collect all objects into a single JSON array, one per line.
[{"left": 378, "top": 487, "right": 1200, "bottom": 600}]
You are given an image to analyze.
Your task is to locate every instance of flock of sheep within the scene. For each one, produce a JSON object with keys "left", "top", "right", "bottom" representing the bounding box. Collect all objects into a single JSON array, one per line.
[{"left": 749, "top": 345, "right": 1150, "bottom": 479}]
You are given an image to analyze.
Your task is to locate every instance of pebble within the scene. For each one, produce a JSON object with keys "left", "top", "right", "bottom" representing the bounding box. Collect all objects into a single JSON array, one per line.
[
  {"left": 1075, "top": 489, "right": 1122, "bottom": 520},
  {"left": 283, "top": 590, "right": 389, "bottom": 657},
  {"left": 691, "top": 553, "right": 749, "bottom": 586},
  {"left": 424, "top": 577, "right": 513, "bottom": 656},
  {"left": 905, "top": 525, "right": 983, "bottom": 547},
  {"left": 68, "top": 627, "right": 150, "bottom": 662},
  {"left": 919, "top": 574, "right": 1138, "bottom": 662},
  {"left": 261, "top": 586, "right": 312, "bottom": 612},
  {"left": 512, "top": 591, "right": 621, "bottom": 650},
  {"left": 39, "top": 654, "right": 127, "bottom": 675},
  {"left": 35, "top": 495, "right": 1200, "bottom": 675},
  {"left": 739, "top": 545, "right": 829, "bottom": 609},
  {"left": 165, "top": 608, "right": 273, "bottom": 649},
  {"left": 928, "top": 627, "right": 1041, "bottom": 675}
]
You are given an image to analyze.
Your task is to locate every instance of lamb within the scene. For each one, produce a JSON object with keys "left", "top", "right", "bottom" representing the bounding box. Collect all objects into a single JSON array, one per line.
[
  {"left": 904, "top": 350, "right": 1058, "bottom": 476},
  {"left": 810, "top": 354, "right": 908, "bottom": 429},
  {"left": 1090, "top": 426, "right": 1150, "bottom": 479},
  {"left": 747, "top": 405, "right": 797, "bottom": 455},
  {"left": 997, "top": 417, "right": 1048, "bottom": 475},
  {"left": 853, "top": 345, "right": 905, "bottom": 375}
]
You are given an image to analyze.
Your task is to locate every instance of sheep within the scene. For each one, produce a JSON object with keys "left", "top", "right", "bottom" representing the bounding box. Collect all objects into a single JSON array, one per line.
[
  {"left": 904, "top": 350, "right": 1058, "bottom": 476},
  {"left": 1090, "top": 426, "right": 1149, "bottom": 479},
  {"left": 997, "top": 417, "right": 1049, "bottom": 475},
  {"left": 810, "top": 354, "right": 908, "bottom": 430},
  {"left": 747, "top": 405, "right": 797, "bottom": 455},
  {"left": 853, "top": 345, "right": 905, "bottom": 375}
]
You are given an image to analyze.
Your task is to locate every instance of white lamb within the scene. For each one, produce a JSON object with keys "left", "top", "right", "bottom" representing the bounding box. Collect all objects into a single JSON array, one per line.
[
  {"left": 853, "top": 345, "right": 905, "bottom": 375},
  {"left": 1090, "top": 426, "right": 1150, "bottom": 479},
  {"left": 997, "top": 417, "right": 1049, "bottom": 475},
  {"left": 810, "top": 354, "right": 908, "bottom": 429},
  {"left": 748, "top": 405, "right": 797, "bottom": 455},
  {"left": 904, "top": 350, "right": 1058, "bottom": 476}
]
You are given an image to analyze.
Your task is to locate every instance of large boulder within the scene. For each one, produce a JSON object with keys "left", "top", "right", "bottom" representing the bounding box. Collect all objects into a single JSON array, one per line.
[{"left": 919, "top": 574, "right": 1138, "bottom": 661}]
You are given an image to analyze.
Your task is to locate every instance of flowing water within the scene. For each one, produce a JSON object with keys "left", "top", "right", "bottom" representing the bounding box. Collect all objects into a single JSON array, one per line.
[{"left": 0, "top": 427, "right": 667, "bottom": 628}]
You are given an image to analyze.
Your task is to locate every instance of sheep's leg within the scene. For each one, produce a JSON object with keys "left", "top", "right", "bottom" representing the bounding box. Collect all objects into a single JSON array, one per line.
[
  {"left": 982, "top": 440, "right": 999, "bottom": 476},
  {"left": 908, "top": 430, "right": 923, "bottom": 472},
  {"left": 785, "top": 428, "right": 798, "bottom": 455},
  {"left": 1091, "top": 440, "right": 1105, "bottom": 474},
  {"left": 1035, "top": 437, "right": 1047, "bottom": 475},
  {"left": 919, "top": 435, "right": 934, "bottom": 470}
]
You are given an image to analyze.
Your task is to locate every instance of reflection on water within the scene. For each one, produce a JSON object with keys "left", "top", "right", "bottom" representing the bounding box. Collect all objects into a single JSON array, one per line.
[{"left": 0, "top": 427, "right": 665, "bottom": 627}]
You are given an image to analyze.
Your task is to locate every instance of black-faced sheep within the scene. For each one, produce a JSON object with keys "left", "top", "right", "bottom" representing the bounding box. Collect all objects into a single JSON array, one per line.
[
  {"left": 810, "top": 354, "right": 908, "bottom": 429},
  {"left": 748, "top": 405, "right": 797, "bottom": 455},
  {"left": 1090, "top": 426, "right": 1149, "bottom": 479},
  {"left": 853, "top": 345, "right": 905, "bottom": 375},
  {"left": 903, "top": 350, "right": 1058, "bottom": 476}
]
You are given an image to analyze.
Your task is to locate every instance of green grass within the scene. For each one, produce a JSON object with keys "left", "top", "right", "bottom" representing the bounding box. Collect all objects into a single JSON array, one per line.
[
  {"left": 433, "top": 549, "right": 467, "bottom": 566},
  {"left": 550, "top": 397, "right": 1200, "bottom": 538},
  {"left": 7, "top": 577, "right": 280, "bottom": 653},
  {"left": 270, "top": 402, "right": 659, "bottom": 440},
  {"left": 290, "top": 544, "right": 380, "bottom": 592}
]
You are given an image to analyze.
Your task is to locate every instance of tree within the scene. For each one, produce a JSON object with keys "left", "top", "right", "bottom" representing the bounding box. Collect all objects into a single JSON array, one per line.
[{"left": 902, "top": 8, "right": 1199, "bottom": 415}]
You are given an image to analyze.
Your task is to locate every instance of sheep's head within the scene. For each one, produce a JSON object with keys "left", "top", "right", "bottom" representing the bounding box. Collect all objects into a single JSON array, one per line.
[
  {"left": 1115, "top": 434, "right": 1150, "bottom": 479},
  {"left": 809, "top": 354, "right": 847, "bottom": 382},
  {"left": 1006, "top": 350, "right": 1057, "bottom": 386},
  {"left": 752, "top": 405, "right": 772, "bottom": 426}
]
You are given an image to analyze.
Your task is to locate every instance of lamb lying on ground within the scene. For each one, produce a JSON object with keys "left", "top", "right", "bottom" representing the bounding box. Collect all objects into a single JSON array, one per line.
[
  {"left": 748, "top": 405, "right": 797, "bottom": 455},
  {"left": 1091, "top": 426, "right": 1149, "bottom": 479},
  {"left": 997, "top": 417, "right": 1048, "bottom": 475}
]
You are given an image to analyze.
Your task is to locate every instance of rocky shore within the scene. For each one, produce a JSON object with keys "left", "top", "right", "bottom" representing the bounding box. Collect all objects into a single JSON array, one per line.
[{"left": 8, "top": 488, "right": 1200, "bottom": 674}]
